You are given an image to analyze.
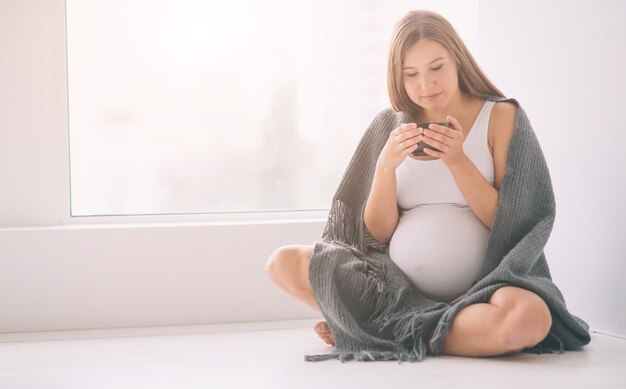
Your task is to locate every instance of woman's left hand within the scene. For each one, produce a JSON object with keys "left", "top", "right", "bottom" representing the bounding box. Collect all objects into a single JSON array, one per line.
[{"left": 422, "top": 115, "right": 467, "bottom": 166}]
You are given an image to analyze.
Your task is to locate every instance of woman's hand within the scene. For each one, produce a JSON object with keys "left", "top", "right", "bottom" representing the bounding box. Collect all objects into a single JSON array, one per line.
[
  {"left": 422, "top": 115, "right": 467, "bottom": 166},
  {"left": 377, "top": 123, "right": 423, "bottom": 171}
]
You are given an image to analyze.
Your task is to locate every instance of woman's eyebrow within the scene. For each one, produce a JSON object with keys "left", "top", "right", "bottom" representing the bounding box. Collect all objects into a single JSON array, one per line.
[{"left": 402, "top": 57, "right": 445, "bottom": 69}]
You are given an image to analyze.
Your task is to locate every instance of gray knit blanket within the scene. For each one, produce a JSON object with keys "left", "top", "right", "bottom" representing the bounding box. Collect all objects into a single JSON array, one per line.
[{"left": 305, "top": 96, "right": 591, "bottom": 362}]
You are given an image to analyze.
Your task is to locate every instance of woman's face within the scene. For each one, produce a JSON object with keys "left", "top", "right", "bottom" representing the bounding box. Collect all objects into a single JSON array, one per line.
[{"left": 402, "top": 39, "right": 460, "bottom": 112}]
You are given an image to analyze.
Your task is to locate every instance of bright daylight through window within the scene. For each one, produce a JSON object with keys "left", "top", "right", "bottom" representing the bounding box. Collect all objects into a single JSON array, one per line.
[{"left": 66, "top": 0, "right": 478, "bottom": 216}]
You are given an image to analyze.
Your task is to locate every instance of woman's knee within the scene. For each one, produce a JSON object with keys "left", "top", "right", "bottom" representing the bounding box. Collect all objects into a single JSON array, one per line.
[
  {"left": 493, "top": 287, "right": 553, "bottom": 351},
  {"left": 265, "top": 245, "right": 313, "bottom": 290}
]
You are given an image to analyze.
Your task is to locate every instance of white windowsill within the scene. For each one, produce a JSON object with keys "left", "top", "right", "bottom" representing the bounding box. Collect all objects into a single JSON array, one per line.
[{"left": 0, "top": 214, "right": 328, "bottom": 232}]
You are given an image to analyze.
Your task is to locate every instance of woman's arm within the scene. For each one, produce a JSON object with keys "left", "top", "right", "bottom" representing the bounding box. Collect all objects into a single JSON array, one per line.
[
  {"left": 489, "top": 102, "right": 517, "bottom": 192},
  {"left": 422, "top": 102, "right": 517, "bottom": 230},
  {"left": 363, "top": 164, "right": 400, "bottom": 244},
  {"left": 364, "top": 123, "right": 423, "bottom": 244}
]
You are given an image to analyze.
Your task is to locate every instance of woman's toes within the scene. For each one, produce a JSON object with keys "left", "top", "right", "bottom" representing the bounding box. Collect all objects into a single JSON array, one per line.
[
  {"left": 314, "top": 321, "right": 336, "bottom": 346},
  {"left": 314, "top": 321, "right": 328, "bottom": 332}
]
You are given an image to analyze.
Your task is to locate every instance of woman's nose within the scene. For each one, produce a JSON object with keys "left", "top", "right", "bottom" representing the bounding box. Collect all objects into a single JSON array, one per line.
[{"left": 419, "top": 73, "right": 435, "bottom": 90}]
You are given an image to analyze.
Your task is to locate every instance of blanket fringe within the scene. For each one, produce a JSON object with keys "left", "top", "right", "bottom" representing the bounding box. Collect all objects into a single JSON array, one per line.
[
  {"left": 324, "top": 242, "right": 430, "bottom": 362},
  {"left": 554, "top": 332, "right": 566, "bottom": 353},
  {"left": 361, "top": 259, "right": 430, "bottom": 361},
  {"left": 521, "top": 330, "right": 566, "bottom": 355},
  {"left": 304, "top": 350, "right": 423, "bottom": 363},
  {"left": 322, "top": 200, "right": 368, "bottom": 254},
  {"left": 394, "top": 311, "right": 429, "bottom": 359},
  {"left": 305, "top": 324, "right": 567, "bottom": 362},
  {"left": 428, "top": 317, "right": 452, "bottom": 356}
]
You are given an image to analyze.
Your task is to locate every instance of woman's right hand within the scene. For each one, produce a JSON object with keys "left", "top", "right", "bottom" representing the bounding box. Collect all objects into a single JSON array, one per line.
[{"left": 376, "top": 123, "right": 423, "bottom": 171}]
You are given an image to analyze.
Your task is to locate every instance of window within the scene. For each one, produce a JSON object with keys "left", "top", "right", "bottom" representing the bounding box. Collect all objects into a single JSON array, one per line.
[{"left": 66, "top": 0, "right": 479, "bottom": 217}]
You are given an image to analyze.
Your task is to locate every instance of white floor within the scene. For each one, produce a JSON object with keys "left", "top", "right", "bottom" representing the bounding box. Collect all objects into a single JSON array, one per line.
[{"left": 0, "top": 319, "right": 624, "bottom": 389}]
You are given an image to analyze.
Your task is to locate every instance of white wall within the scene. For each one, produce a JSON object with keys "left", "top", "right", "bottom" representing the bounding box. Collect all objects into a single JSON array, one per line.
[
  {"left": 0, "top": 0, "right": 624, "bottom": 336},
  {"left": 0, "top": 0, "right": 69, "bottom": 227},
  {"left": 0, "top": 222, "right": 323, "bottom": 333}
]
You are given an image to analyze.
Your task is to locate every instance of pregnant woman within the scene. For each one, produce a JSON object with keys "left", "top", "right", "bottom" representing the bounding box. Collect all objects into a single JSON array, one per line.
[{"left": 266, "top": 10, "right": 590, "bottom": 361}]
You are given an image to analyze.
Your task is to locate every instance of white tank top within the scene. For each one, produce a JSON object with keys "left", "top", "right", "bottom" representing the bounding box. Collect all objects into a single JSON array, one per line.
[{"left": 388, "top": 100, "right": 496, "bottom": 303}]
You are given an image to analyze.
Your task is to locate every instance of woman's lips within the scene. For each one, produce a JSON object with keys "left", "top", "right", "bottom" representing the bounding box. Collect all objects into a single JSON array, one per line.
[{"left": 422, "top": 92, "right": 442, "bottom": 102}]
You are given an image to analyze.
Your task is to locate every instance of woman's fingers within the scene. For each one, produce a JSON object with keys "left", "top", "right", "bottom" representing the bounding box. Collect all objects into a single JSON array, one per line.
[
  {"left": 392, "top": 123, "right": 422, "bottom": 153},
  {"left": 423, "top": 135, "right": 448, "bottom": 151},
  {"left": 422, "top": 127, "right": 451, "bottom": 156},
  {"left": 423, "top": 146, "right": 442, "bottom": 158},
  {"left": 395, "top": 123, "right": 421, "bottom": 140},
  {"left": 446, "top": 115, "right": 462, "bottom": 131},
  {"left": 379, "top": 122, "right": 426, "bottom": 169},
  {"left": 424, "top": 123, "right": 457, "bottom": 139},
  {"left": 421, "top": 116, "right": 467, "bottom": 164},
  {"left": 423, "top": 119, "right": 463, "bottom": 145}
]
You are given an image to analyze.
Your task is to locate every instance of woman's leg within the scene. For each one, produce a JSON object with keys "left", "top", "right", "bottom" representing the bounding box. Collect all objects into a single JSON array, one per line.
[
  {"left": 265, "top": 245, "right": 335, "bottom": 346},
  {"left": 265, "top": 244, "right": 319, "bottom": 311},
  {"left": 440, "top": 286, "right": 553, "bottom": 357},
  {"left": 266, "top": 249, "right": 551, "bottom": 355}
]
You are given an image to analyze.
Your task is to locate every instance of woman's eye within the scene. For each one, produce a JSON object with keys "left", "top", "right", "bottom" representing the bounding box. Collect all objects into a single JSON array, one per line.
[
  {"left": 406, "top": 73, "right": 418, "bottom": 77},
  {"left": 431, "top": 65, "right": 443, "bottom": 71}
]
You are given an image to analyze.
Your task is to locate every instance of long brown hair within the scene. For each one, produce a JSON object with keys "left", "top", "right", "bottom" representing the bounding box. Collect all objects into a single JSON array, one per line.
[{"left": 388, "top": 10, "right": 504, "bottom": 113}]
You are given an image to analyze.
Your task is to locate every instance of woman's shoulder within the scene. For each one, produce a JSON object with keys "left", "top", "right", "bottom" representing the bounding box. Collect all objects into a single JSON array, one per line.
[
  {"left": 491, "top": 100, "right": 518, "bottom": 122},
  {"left": 485, "top": 95, "right": 519, "bottom": 107},
  {"left": 485, "top": 95, "right": 519, "bottom": 128},
  {"left": 487, "top": 98, "right": 518, "bottom": 152}
]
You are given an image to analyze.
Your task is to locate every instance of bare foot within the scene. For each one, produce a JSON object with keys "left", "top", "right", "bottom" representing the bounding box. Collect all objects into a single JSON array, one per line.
[{"left": 314, "top": 321, "right": 336, "bottom": 346}]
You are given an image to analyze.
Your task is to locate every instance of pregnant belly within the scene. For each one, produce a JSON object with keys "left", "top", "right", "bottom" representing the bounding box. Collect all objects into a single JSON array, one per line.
[{"left": 388, "top": 204, "right": 490, "bottom": 302}]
